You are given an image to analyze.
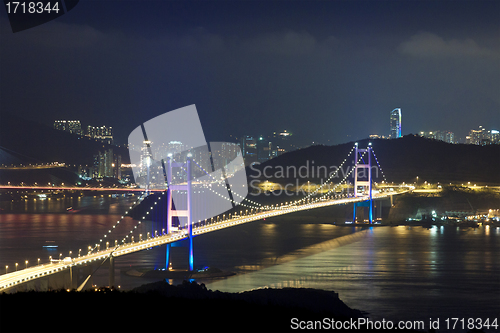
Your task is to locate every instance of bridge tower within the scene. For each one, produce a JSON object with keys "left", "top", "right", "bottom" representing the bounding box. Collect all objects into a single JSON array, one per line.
[
  {"left": 165, "top": 154, "right": 194, "bottom": 271},
  {"left": 352, "top": 142, "right": 373, "bottom": 224}
]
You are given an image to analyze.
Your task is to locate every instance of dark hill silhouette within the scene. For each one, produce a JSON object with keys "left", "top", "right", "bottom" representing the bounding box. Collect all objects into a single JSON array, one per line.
[
  {"left": 0, "top": 112, "right": 130, "bottom": 165},
  {"left": 248, "top": 135, "right": 500, "bottom": 184},
  {"left": 2, "top": 112, "right": 498, "bottom": 185},
  {"left": 0, "top": 113, "right": 131, "bottom": 185}
]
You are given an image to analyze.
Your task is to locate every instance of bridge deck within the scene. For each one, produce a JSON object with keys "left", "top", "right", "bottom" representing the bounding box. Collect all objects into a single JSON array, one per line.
[{"left": 0, "top": 189, "right": 410, "bottom": 292}]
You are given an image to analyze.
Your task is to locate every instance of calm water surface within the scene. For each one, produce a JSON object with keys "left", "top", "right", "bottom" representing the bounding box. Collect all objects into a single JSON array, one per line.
[{"left": 1, "top": 195, "right": 499, "bottom": 330}]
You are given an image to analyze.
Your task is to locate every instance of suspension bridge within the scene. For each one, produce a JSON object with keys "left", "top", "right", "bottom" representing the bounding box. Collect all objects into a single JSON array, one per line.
[{"left": 0, "top": 143, "right": 413, "bottom": 293}]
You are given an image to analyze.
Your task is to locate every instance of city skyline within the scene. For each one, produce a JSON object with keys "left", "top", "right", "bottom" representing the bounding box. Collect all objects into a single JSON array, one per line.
[
  {"left": 1, "top": 1, "right": 499, "bottom": 146},
  {"left": 50, "top": 113, "right": 499, "bottom": 148}
]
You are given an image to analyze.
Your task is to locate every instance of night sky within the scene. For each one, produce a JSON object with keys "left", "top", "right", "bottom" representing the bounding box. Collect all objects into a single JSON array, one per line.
[{"left": 1, "top": 0, "right": 499, "bottom": 146}]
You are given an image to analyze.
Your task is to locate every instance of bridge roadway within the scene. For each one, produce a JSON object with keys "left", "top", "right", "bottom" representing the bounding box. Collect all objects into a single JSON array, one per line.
[
  {"left": 0, "top": 187, "right": 411, "bottom": 292},
  {"left": 0, "top": 185, "right": 152, "bottom": 192}
]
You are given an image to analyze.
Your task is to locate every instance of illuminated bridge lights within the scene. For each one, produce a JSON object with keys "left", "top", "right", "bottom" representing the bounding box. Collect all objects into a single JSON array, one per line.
[{"left": 0, "top": 184, "right": 409, "bottom": 292}]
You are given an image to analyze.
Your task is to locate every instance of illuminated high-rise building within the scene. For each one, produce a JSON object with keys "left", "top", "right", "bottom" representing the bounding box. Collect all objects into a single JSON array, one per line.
[
  {"left": 114, "top": 154, "right": 122, "bottom": 180},
  {"left": 87, "top": 125, "right": 113, "bottom": 144},
  {"left": 54, "top": 120, "right": 82, "bottom": 135},
  {"left": 467, "top": 126, "right": 487, "bottom": 145},
  {"left": 92, "top": 148, "right": 114, "bottom": 178},
  {"left": 257, "top": 136, "right": 272, "bottom": 163},
  {"left": 270, "top": 129, "right": 293, "bottom": 153},
  {"left": 419, "top": 130, "right": 455, "bottom": 144},
  {"left": 242, "top": 136, "right": 257, "bottom": 166},
  {"left": 490, "top": 130, "right": 500, "bottom": 144},
  {"left": 140, "top": 140, "right": 153, "bottom": 176},
  {"left": 390, "top": 108, "right": 401, "bottom": 139}
]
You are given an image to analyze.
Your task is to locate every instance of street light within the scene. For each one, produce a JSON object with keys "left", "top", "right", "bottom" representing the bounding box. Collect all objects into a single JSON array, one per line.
[
  {"left": 25, "top": 260, "right": 28, "bottom": 269},
  {"left": 5, "top": 265, "right": 8, "bottom": 274},
  {"left": 15, "top": 263, "right": 18, "bottom": 271}
]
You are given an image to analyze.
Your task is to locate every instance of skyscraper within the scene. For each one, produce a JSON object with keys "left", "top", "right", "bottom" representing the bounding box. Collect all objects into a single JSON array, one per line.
[
  {"left": 256, "top": 136, "right": 272, "bottom": 163},
  {"left": 466, "top": 126, "right": 487, "bottom": 145},
  {"left": 242, "top": 136, "right": 257, "bottom": 166},
  {"left": 390, "top": 108, "right": 402, "bottom": 139},
  {"left": 54, "top": 120, "right": 82, "bottom": 135},
  {"left": 92, "top": 148, "right": 114, "bottom": 178},
  {"left": 490, "top": 130, "right": 500, "bottom": 144},
  {"left": 419, "top": 130, "right": 455, "bottom": 144},
  {"left": 87, "top": 125, "right": 113, "bottom": 144}
]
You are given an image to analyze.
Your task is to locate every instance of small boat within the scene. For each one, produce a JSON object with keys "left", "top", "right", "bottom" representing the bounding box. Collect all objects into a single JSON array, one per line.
[
  {"left": 43, "top": 240, "right": 58, "bottom": 249},
  {"left": 66, "top": 206, "right": 73, "bottom": 211}
]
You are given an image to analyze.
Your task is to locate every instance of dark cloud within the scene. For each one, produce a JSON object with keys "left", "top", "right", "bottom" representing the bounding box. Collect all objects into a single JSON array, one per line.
[
  {"left": 0, "top": 1, "right": 498, "bottom": 146},
  {"left": 398, "top": 32, "right": 498, "bottom": 58}
]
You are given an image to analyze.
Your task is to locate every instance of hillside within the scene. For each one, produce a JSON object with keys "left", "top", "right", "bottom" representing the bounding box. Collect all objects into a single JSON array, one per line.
[
  {"left": 0, "top": 113, "right": 131, "bottom": 185},
  {"left": 248, "top": 135, "right": 500, "bottom": 185},
  {"left": 2, "top": 113, "right": 499, "bottom": 186},
  {"left": 0, "top": 112, "right": 130, "bottom": 165}
]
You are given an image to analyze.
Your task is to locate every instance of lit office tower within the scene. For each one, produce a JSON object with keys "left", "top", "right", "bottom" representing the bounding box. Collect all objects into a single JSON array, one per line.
[
  {"left": 466, "top": 125, "right": 487, "bottom": 145},
  {"left": 257, "top": 136, "right": 272, "bottom": 163},
  {"left": 490, "top": 130, "right": 500, "bottom": 144},
  {"left": 242, "top": 136, "right": 257, "bottom": 166},
  {"left": 390, "top": 108, "right": 402, "bottom": 139},
  {"left": 419, "top": 130, "right": 455, "bottom": 144},
  {"left": 93, "top": 148, "right": 114, "bottom": 178},
  {"left": 54, "top": 120, "right": 82, "bottom": 135},
  {"left": 87, "top": 125, "right": 113, "bottom": 144},
  {"left": 140, "top": 140, "right": 153, "bottom": 176}
]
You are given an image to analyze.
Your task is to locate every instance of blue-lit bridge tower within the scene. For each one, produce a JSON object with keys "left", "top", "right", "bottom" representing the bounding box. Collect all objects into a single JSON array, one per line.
[
  {"left": 165, "top": 154, "right": 194, "bottom": 271},
  {"left": 352, "top": 142, "right": 373, "bottom": 224}
]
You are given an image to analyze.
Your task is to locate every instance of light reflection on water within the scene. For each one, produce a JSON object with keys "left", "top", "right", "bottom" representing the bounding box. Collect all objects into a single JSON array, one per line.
[
  {"left": 1, "top": 195, "right": 499, "bottom": 329},
  {"left": 205, "top": 225, "right": 500, "bottom": 328}
]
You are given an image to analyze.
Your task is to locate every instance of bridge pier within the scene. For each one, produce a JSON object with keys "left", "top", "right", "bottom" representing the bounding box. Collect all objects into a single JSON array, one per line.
[
  {"left": 165, "top": 243, "right": 171, "bottom": 270},
  {"left": 353, "top": 197, "right": 392, "bottom": 223},
  {"left": 375, "top": 200, "right": 382, "bottom": 220},
  {"left": 165, "top": 155, "right": 194, "bottom": 271},
  {"left": 353, "top": 143, "right": 373, "bottom": 223},
  {"left": 353, "top": 200, "right": 373, "bottom": 223},
  {"left": 76, "top": 264, "right": 94, "bottom": 290},
  {"left": 69, "top": 266, "right": 74, "bottom": 289},
  {"left": 187, "top": 156, "right": 193, "bottom": 271},
  {"left": 109, "top": 255, "right": 115, "bottom": 288}
]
